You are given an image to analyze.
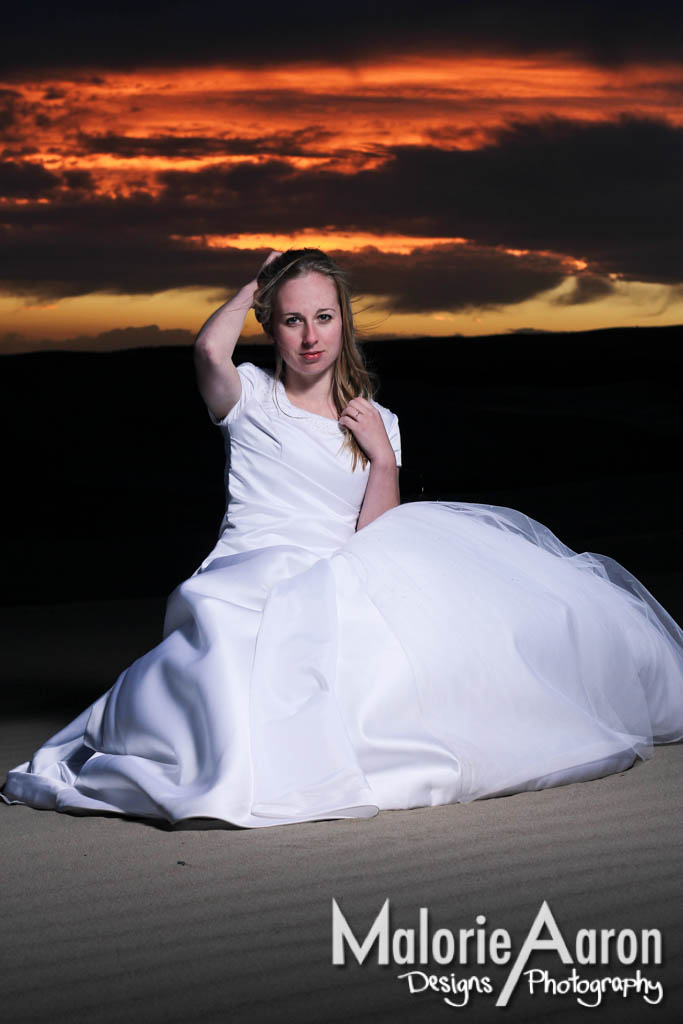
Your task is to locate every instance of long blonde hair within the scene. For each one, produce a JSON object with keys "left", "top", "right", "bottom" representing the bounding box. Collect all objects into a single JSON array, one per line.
[{"left": 253, "top": 248, "right": 377, "bottom": 471}]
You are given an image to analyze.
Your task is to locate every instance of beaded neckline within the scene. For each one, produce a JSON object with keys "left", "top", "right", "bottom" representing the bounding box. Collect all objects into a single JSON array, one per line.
[{"left": 269, "top": 374, "right": 344, "bottom": 435}]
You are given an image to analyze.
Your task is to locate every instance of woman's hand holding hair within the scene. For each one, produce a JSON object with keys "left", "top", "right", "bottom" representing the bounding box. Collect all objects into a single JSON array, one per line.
[
  {"left": 340, "top": 397, "right": 401, "bottom": 531},
  {"left": 195, "top": 250, "right": 283, "bottom": 363},
  {"left": 194, "top": 250, "right": 283, "bottom": 422},
  {"left": 339, "top": 397, "right": 395, "bottom": 466},
  {"left": 255, "top": 249, "right": 283, "bottom": 284}
]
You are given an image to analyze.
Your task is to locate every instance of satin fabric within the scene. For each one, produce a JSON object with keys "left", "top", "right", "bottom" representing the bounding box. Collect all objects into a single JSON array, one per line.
[{"left": 2, "top": 363, "right": 682, "bottom": 827}]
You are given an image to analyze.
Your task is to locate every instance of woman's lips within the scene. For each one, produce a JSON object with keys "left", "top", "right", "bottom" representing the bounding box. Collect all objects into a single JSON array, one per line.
[{"left": 302, "top": 351, "right": 323, "bottom": 361}]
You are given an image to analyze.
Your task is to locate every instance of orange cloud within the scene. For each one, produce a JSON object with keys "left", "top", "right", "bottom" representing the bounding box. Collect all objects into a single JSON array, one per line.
[
  {"left": 177, "top": 232, "right": 470, "bottom": 254},
  {"left": 2, "top": 52, "right": 682, "bottom": 347},
  {"left": 3, "top": 54, "right": 682, "bottom": 200}
]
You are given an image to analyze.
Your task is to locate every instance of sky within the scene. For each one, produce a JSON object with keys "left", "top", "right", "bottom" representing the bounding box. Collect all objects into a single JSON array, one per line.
[{"left": 2, "top": 0, "right": 682, "bottom": 353}]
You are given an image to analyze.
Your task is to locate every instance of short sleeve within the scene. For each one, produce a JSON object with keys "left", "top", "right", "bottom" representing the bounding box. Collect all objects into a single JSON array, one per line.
[
  {"left": 206, "top": 362, "right": 266, "bottom": 427},
  {"left": 388, "top": 412, "right": 402, "bottom": 468}
]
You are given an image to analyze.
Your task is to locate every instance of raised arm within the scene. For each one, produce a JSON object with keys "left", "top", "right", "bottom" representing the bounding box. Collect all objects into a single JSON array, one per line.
[{"left": 194, "top": 251, "right": 282, "bottom": 422}]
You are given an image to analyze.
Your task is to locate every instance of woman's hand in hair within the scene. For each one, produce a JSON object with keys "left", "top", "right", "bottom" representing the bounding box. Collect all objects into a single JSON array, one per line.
[
  {"left": 255, "top": 249, "right": 283, "bottom": 281},
  {"left": 193, "top": 252, "right": 284, "bottom": 400},
  {"left": 339, "top": 397, "right": 396, "bottom": 467}
]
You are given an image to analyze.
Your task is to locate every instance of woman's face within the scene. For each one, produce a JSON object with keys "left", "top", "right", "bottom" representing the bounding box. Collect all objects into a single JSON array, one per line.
[{"left": 271, "top": 270, "right": 343, "bottom": 380}]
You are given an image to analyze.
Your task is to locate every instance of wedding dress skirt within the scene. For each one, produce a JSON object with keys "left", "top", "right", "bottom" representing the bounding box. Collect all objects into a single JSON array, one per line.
[{"left": 3, "top": 500, "right": 682, "bottom": 828}]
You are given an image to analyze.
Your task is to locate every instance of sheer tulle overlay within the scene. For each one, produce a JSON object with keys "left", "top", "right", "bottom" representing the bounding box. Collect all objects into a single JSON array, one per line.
[{"left": 2, "top": 364, "right": 682, "bottom": 828}]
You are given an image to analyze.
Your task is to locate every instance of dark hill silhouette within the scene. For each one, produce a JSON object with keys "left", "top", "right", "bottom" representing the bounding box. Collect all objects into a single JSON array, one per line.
[{"left": 2, "top": 324, "right": 681, "bottom": 604}]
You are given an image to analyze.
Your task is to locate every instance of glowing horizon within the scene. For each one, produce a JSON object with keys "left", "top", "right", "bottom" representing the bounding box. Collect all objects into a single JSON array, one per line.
[{"left": 2, "top": 51, "right": 682, "bottom": 352}]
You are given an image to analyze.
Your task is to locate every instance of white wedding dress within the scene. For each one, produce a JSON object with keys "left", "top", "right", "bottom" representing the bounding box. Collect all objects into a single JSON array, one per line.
[{"left": 2, "top": 362, "right": 682, "bottom": 828}]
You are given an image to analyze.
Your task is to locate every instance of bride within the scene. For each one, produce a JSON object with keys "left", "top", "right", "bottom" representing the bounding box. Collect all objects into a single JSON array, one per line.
[{"left": 2, "top": 248, "right": 682, "bottom": 828}]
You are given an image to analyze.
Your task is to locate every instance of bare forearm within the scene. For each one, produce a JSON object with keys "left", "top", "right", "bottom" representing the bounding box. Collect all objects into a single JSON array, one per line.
[
  {"left": 194, "top": 279, "right": 258, "bottom": 362},
  {"left": 356, "top": 459, "right": 400, "bottom": 531}
]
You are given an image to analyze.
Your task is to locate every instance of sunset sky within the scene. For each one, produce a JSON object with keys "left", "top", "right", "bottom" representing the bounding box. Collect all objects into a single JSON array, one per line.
[{"left": 2, "top": 0, "right": 682, "bottom": 353}]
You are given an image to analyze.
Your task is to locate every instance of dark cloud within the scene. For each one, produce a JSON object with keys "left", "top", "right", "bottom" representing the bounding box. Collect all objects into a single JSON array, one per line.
[
  {"left": 0, "top": 224, "right": 567, "bottom": 314},
  {"left": 0, "top": 116, "right": 679, "bottom": 307},
  {"left": 508, "top": 327, "right": 555, "bottom": 334},
  {"left": 346, "top": 246, "right": 566, "bottom": 313},
  {"left": 3, "top": 0, "right": 682, "bottom": 72},
  {"left": 553, "top": 274, "right": 616, "bottom": 306},
  {"left": 153, "top": 115, "right": 682, "bottom": 283},
  {"left": 62, "top": 169, "right": 95, "bottom": 192},
  {"left": 0, "top": 89, "right": 21, "bottom": 132},
  {"left": 76, "top": 128, "right": 336, "bottom": 159},
  {"left": 41, "top": 86, "right": 68, "bottom": 100},
  {"left": 0, "top": 159, "right": 61, "bottom": 198}
]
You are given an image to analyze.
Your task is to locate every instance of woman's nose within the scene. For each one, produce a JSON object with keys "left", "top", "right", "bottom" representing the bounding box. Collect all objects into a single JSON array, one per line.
[{"left": 303, "top": 320, "right": 317, "bottom": 343}]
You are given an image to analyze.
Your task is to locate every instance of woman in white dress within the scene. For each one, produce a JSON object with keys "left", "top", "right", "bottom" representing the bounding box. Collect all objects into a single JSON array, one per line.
[{"left": 2, "top": 248, "right": 682, "bottom": 828}]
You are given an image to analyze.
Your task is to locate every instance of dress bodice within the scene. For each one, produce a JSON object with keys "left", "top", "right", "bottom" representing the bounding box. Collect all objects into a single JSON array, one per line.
[{"left": 206, "top": 362, "right": 402, "bottom": 558}]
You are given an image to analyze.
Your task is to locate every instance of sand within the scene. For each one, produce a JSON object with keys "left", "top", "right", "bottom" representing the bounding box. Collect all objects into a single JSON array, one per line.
[{"left": 1, "top": 596, "right": 682, "bottom": 1024}]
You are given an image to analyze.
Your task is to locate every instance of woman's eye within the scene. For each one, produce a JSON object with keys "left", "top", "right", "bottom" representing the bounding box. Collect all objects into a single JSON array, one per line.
[
  {"left": 318, "top": 314, "right": 332, "bottom": 322},
  {"left": 285, "top": 316, "right": 299, "bottom": 325}
]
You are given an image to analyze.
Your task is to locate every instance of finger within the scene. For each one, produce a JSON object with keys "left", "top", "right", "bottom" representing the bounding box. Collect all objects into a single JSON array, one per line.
[
  {"left": 344, "top": 401, "right": 376, "bottom": 417},
  {"left": 346, "top": 398, "right": 375, "bottom": 415},
  {"left": 259, "top": 250, "right": 282, "bottom": 272}
]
